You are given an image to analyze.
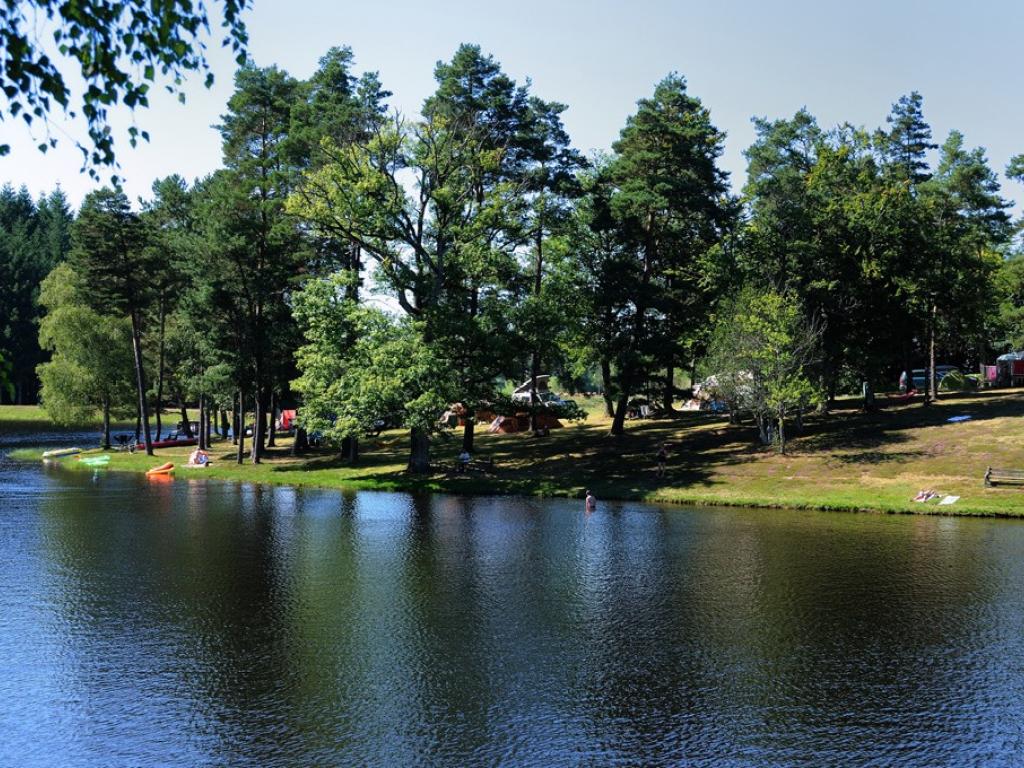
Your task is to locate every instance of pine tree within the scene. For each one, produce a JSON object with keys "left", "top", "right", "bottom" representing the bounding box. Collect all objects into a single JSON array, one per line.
[
  {"left": 69, "top": 188, "right": 157, "bottom": 453},
  {"left": 880, "top": 91, "right": 938, "bottom": 186},
  {"left": 605, "top": 73, "right": 733, "bottom": 434}
]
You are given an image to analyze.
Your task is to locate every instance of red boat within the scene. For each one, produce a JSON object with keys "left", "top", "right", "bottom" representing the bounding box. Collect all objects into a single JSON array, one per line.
[{"left": 140, "top": 438, "right": 197, "bottom": 450}]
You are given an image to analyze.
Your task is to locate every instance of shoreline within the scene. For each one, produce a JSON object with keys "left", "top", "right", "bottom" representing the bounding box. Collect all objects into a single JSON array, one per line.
[
  {"left": 7, "top": 390, "right": 1024, "bottom": 519},
  {"left": 10, "top": 441, "right": 1023, "bottom": 519}
]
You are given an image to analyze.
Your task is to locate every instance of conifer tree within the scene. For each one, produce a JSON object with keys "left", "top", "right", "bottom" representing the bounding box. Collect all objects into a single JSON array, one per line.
[{"left": 69, "top": 188, "right": 157, "bottom": 453}]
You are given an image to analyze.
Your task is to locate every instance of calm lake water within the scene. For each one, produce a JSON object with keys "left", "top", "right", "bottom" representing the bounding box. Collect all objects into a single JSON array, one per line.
[{"left": 3, "top": 434, "right": 1024, "bottom": 766}]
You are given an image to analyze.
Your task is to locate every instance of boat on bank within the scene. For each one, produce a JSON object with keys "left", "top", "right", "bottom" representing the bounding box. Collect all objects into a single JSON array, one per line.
[{"left": 41, "top": 447, "right": 81, "bottom": 459}]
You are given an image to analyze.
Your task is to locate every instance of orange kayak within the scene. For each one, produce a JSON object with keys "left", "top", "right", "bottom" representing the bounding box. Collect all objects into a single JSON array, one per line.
[{"left": 146, "top": 462, "right": 174, "bottom": 476}]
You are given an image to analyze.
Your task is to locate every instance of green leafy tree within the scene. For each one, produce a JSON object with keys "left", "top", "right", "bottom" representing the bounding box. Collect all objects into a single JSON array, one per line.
[
  {"left": 37, "top": 263, "right": 135, "bottom": 447},
  {"left": 561, "top": 158, "right": 635, "bottom": 418},
  {"left": 292, "top": 272, "right": 457, "bottom": 459},
  {"left": 421, "top": 44, "right": 585, "bottom": 445},
  {"left": 995, "top": 254, "right": 1024, "bottom": 350},
  {"left": 1, "top": 0, "right": 250, "bottom": 176},
  {"left": 0, "top": 184, "right": 71, "bottom": 403},
  {"left": 289, "top": 106, "right": 518, "bottom": 471},
  {"left": 704, "top": 288, "right": 821, "bottom": 454},
  {"left": 287, "top": 47, "right": 391, "bottom": 459}
]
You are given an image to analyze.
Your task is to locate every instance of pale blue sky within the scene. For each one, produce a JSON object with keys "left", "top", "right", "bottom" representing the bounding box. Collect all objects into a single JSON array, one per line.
[{"left": 3, "top": 0, "right": 1023, "bottom": 212}]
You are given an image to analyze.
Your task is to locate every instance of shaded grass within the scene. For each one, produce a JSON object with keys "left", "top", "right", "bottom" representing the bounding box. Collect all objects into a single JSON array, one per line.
[{"left": 11, "top": 390, "right": 1024, "bottom": 517}]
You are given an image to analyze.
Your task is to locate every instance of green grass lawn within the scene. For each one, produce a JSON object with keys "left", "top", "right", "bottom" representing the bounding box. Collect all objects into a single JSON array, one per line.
[
  {"left": 0, "top": 404, "right": 195, "bottom": 434},
  {"left": 0, "top": 404, "right": 107, "bottom": 433},
  {"left": 10, "top": 390, "right": 1024, "bottom": 517}
]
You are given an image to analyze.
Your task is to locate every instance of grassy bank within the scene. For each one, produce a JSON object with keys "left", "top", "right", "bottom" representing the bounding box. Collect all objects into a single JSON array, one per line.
[
  {"left": 0, "top": 404, "right": 191, "bottom": 434},
  {"left": 0, "top": 404, "right": 96, "bottom": 432},
  {"left": 10, "top": 391, "right": 1024, "bottom": 517}
]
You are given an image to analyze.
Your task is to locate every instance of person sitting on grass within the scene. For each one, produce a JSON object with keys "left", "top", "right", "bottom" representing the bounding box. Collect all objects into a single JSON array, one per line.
[{"left": 187, "top": 448, "right": 210, "bottom": 468}]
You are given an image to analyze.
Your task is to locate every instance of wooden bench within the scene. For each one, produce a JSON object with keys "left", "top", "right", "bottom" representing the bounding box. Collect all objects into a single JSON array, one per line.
[{"left": 984, "top": 467, "right": 1024, "bottom": 487}]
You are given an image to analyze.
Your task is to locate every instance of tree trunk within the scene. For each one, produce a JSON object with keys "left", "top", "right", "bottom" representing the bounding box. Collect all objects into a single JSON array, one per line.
[
  {"left": 778, "top": 412, "right": 786, "bottom": 455},
  {"left": 204, "top": 397, "right": 211, "bottom": 449},
  {"left": 529, "top": 351, "right": 542, "bottom": 434},
  {"left": 601, "top": 358, "right": 615, "bottom": 418},
  {"left": 902, "top": 332, "right": 914, "bottom": 397},
  {"left": 128, "top": 311, "right": 151, "bottom": 456},
  {"left": 928, "top": 304, "right": 938, "bottom": 402},
  {"left": 530, "top": 212, "right": 544, "bottom": 434},
  {"left": 101, "top": 397, "right": 111, "bottom": 450},
  {"left": 196, "top": 395, "right": 203, "bottom": 450},
  {"left": 610, "top": 242, "right": 649, "bottom": 436},
  {"left": 251, "top": 387, "right": 264, "bottom": 465},
  {"left": 663, "top": 361, "right": 674, "bottom": 413},
  {"left": 407, "top": 427, "right": 430, "bottom": 473},
  {"left": 231, "top": 395, "right": 239, "bottom": 445},
  {"left": 610, "top": 390, "right": 630, "bottom": 437},
  {"left": 220, "top": 409, "right": 229, "bottom": 439},
  {"left": 155, "top": 298, "right": 166, "bottom": 440},
  {"left": 292, "top": 427, "right": 309, "bottom": 456},
  {"left": 266, "top": 390, "right": 277, "bottom": 447},
  {"left": 180, "top": 404, "right": 193, "bottom": 438},
  {"left": 236, "top": 390, "right": 245, "bottom": 465},
  {"left": 341, "top": 435, "right": 359, "bottom": 463},
  {"left": 462, "top": 416, "right": 475, "bottom": 453}
]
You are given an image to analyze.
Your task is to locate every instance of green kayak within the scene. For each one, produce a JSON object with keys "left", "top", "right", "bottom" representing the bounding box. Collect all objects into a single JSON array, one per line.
[{"left": 79, "top": 455, "right": 111, "bottom": 467}]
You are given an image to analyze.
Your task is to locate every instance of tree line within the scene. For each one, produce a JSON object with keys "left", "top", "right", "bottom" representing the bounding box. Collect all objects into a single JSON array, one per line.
[{"left": 7, "top": 43, "right": 1024, "bottom": 465}]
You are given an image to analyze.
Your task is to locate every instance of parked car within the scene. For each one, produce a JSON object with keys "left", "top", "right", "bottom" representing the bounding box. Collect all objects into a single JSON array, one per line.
[
  {"left": 511, "top": 390, "right": 569, "bottom": 407},
  {"left": 911, "top": 366, "right": 959, "bottom": 390}
]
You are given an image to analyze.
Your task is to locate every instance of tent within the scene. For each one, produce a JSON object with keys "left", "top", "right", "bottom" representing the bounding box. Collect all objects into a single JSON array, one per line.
[
  {"left": 277, "top": 410, "right": 297, "bottom": 431},
  {"left": 488, "top": 413, "right": 563, "bottom": 433}
]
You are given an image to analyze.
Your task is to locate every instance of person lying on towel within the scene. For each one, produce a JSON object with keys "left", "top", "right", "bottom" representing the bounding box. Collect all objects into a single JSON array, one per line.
[{"left": 187, "top": 448, "right": 210, "bottom": 468}]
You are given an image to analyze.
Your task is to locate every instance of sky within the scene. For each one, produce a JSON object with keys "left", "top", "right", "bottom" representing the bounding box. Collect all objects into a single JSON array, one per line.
[{"left": 3, "top": 0, "right": 1024, "bottom": 213}]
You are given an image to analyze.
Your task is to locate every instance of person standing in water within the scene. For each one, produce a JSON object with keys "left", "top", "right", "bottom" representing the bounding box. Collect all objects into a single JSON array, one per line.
[{"left": 585, "top": 490, "right": 597, "bottom": 512}]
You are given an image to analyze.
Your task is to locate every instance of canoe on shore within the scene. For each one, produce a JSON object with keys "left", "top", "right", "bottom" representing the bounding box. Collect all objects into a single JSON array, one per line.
[
  {"left": 79, "top": 455, "right": 110, "bottom": 467},
  {"left": 42, "top": 447, "right": 81, "bottom": 459},
  {"left": 146, "top": 462, "right": 174, "bottom": 476}
]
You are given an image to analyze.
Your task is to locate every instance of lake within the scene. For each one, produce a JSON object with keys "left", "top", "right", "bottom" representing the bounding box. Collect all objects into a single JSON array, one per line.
[{"left": 3, "top": 434, "right": 1024, "bottom": 766}]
